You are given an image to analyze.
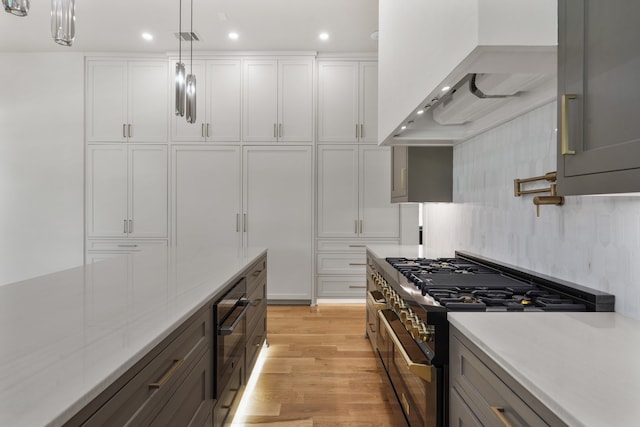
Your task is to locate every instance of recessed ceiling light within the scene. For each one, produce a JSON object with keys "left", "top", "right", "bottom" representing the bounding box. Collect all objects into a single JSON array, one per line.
[
  {"left": 228, "top": 32, "right": 239, "bottom": 40},
  {"left": 401, "top": 125, "right": 407, "bottom": 130},
  {"left": 370, "top": 31, "right": 379, "bottom": 40},
  {"left": 142, "top": 32, "right": 153, "bottom": 41},
  {"left": 441, "top": 85, "right": 450, "bottom": 92},
  {"left": 417, "top": 110, "right": 424, "bottom": 115},
  {"left": 319, "top": 32, "right": 329, "bottom": 41}
]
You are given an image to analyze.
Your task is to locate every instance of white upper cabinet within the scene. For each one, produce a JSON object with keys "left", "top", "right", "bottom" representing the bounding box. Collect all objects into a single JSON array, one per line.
[
  {"left": 317, "top": 144, "right": 398, "bottom": 238},
  {"left": 171, "top": 59, "right": 241, "bottom": 142},
  {"left": 87, "top": 144, "right": 168, "bottom": 238},
  {"left": 243, "top": 58, "right": 313, "bottom": 142},
  {"left": 87, "top": 60, "right": 168, "bottom": 143},
  {"left": 317, "top": 61, "right": 377, "bottom": 143},
  {"left": 378, "top": 0, "right": 557, "bottom": 145}
]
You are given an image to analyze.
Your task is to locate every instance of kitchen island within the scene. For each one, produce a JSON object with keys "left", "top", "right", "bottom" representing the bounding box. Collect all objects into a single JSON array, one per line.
[
  {"left": 0, "top": 246, "right": 266, "bottom": 427},
  {"left": 449, "top": 311, "right": 640, "bottom": 427}
]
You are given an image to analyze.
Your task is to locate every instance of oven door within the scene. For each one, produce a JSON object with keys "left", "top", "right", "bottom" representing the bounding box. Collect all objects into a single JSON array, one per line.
[{"left": 378, "top": 310, "right": 444, "bottom": 427}]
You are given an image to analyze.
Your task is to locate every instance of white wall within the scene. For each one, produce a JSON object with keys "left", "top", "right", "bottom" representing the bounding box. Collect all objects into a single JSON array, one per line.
[
  {"left": 423, "top": 102, "right": 640, "bottom": 319},
  {"left": 0, "top": 53, "right": 85, "bottom": 285}
]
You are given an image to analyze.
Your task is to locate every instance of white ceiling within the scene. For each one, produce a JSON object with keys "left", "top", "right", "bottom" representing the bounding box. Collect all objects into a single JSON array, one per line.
[{"left": 0, "top": 0, "right": 379, "bottom": 53}]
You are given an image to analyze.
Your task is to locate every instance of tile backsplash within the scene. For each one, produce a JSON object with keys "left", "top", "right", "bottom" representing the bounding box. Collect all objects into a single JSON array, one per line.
[{"left": 423, "top": 101, "right": 640, "bottom": 319}]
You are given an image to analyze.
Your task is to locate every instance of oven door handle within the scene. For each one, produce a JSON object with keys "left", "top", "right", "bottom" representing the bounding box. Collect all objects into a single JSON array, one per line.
[
  {"left": 219, "top": 300, "right": 250, "bottom": 336},
  {"left": 378, "top": 310, "right": 435, "bottom": 383}
]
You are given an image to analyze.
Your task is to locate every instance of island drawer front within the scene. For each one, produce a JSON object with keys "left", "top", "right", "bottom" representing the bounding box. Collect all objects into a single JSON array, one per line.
[
  {"left": 246, "top": 255, "right": 267, "bottom": 297},
  {"left": 246, "top": 278, "right": 267, "bottom": 331},
  {"left": 316, "top": 253, "right": 365, "bottom": 275},
  {"left": 79, "top": 308, "right": 210, "bottom": 427},
  {"left": 213, "top": 352, "right": 245, "bottom": 427},
  {"left": 87, "top": 239, "right": 168, "bottom": 252},
  {"left": 450, "top": 333, "right": 550, "bottom": 427},
  {"left": 245, "top": 314, "right": 267, "bottom": 381},
  {"left": 149, "top": 349, "right": 213, "bottom": 427},
  {"left": 316, "top": 239, "right": 399, "bottom": 253}
]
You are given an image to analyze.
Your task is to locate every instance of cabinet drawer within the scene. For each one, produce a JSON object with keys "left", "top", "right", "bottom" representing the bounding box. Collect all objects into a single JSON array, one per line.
[
  {"left": 87, "top": 239, "right": 168, "bottom": 252},
  {"left": 316, "top": 253, "right": 366, "bottom": 275},
  {"left": 213, "top": 352, "right": 244, "bottom": 427},
  {"left": 246, "top": 255, "right": 266, "bottom": 296},
  {"left": 245, "top": 314, "right": 267, "bottom": 382},
  {"left": 246, "top": 280, "right": 266, "bottom": 330},
  {"left": 82, "top": 308, "right": 210, "bottom": 427},
  {"left": 450, "top": 334, "right": 548, "bottom": 427},
  {"left": 149, "top": 350, "right": 213, "bottom": 427},
  {"left": 317, "top": 276, "right": 367, "bottom": 297},
  {"left": 316, "top": 239, "right": 398, "bottom": 253}
]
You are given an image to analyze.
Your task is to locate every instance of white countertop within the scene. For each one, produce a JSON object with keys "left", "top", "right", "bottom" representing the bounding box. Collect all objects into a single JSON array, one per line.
[
  {"left": 449, "top": 312, "right": 640, "bottom": 427},
  {"left": 0, "top": 246, "right": 266, "bottom": 427}
]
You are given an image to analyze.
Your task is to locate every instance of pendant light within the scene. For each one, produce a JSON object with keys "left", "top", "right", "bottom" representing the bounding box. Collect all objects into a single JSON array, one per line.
[
  {"left": 175, "top": 0, "right": 186, "bottom": 117},
  {"left": 51, "top": 0, "right": 76, "bottom": 47},
  {"left": 185, "top": 0, "right": 197, "bottom": 124},
  {"left": 2, "top": 0, "right": 30, "bottom": 16}
]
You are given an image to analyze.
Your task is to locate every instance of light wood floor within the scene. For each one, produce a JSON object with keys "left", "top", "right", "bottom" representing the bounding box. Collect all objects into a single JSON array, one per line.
[{"left": 231, "top": 304, "right": 406, "bottom": 427}]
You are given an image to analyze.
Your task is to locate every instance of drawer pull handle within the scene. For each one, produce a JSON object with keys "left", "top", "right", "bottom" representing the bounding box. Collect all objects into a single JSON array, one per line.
[
  {"left": 252, "top": 298, "right": 263, "bottom": 307},
  {"left": 349, "top": 285, "right": 366, "bottom": 289},
  {"left": 149, "top": 358, "right": 184, "bottom": 389},
  {"left": 349, "top": 263, "right": 366, "bottom": 266},
  {"left": 490, "top": 406, "right": 514, "bottom": 427},
  {"left": 252, "top": 270, "right": 262, "bottom": 277},
  {"left": 561, "top": 94, "right": 577, "bottom": 155},
  {"left": 117, "top": 244, "right": 138, "bottom": 248},
  {"left": 348, "top": 244, "right": 366, "bottom": 248}
]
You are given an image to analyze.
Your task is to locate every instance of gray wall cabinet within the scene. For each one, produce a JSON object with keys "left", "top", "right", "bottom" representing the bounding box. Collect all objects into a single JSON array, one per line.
[{"left": 557, "top": 0, "right": 640, "bottom": 195}]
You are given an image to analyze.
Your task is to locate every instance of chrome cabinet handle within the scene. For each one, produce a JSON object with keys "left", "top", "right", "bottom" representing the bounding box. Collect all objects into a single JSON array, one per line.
[
  {"left": 122, "top": 124, "right": 126, "bottom": 138},
  {"left": 360, "top": 124, "right": 364, "bottom": 139},
  {"left": 355, "top": 124, "right": 359, "bottom": 139},
  {"left": 128, "top": 220, "right": 133, "bottom": 233},
  {"left": 349, "top": 263, "right": 366, "bottom": 266},
  {"left": 149, "top": 359, "right": 184, "bottom": 389},
  {"left": 273, "top": 123, "right": 277, "bottom": 138},
  {"left": 123, "top": 219, "right": 128, "bottom": 233},
  {"left": 278, "top": 123, "right": 282, "bottom": 138},
  {"left": 355, "top": 219, "right": 359, "bottom": 234},
  {"left": 206, "top": 123, "right": 210, "bottom": 138},
  {"left": 349, "top": 285, "right": 366, "bottom": 289},
  {"left": 244, "top": 213, "right": 247, "bottom": 232},
  {"left": 128, "top": 124, "right": 132, "bottom": 138},
  {"left": 201, "top": 123, "right": 205, "bottom": 138},
  {"left": 118, "top": 244, "right": 138, "bottom": 248},
  {"left": 349, "top": 244, "right": 366, "bottom": 248},
  {"left": 359, "top": 220, "right": 363, "bottom": 234},
  {"left": 236, "top": 213, "right": 240, "bottom": 232},
  {"left": 561, "top": 94, "right": 577, "bottom": 155},
  {"left": 490, "top": 407, "right": 514, "bottom": 427}
]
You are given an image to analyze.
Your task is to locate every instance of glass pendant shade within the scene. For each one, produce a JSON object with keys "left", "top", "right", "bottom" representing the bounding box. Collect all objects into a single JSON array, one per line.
[
  {"left": 175, "top": 62, "right": 186, "bottom": 116},
  {"left": 2, "top": 0, "right": 30, "bottom": 16},
  {"left": 51, "top": 0, "right": 76, "bottom": 47},
  {"left": 185, "top": 74, "right": 197, "bottom": 124}
]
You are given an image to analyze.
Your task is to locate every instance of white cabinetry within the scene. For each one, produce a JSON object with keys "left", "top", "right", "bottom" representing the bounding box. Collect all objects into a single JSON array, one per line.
[
  {"left": 317, "top": 61, "right": 377, "bottom": 143},
  {"left": 243, "top": 58, "right": 313, "bottom": 142},
  {"left": 171, "top": 59, "right": 241, "bottom": 142},
  {"left": 316, "top": 144, "right": 399, "bottom": 298},
  {"left": 171, "top": 145, "right": 241, "bottom": 252},
  {"left": 243, "top": 146, "right": 313, "bottom": 300},
  {"left": 86, "top": 60, "right": 168, "bottom": 143},
  {"left": 86, "top": 144, "right": 168, "bottom": 239},
  {"left": 317, "top": 145, "right": 398, "bottom": 238}
]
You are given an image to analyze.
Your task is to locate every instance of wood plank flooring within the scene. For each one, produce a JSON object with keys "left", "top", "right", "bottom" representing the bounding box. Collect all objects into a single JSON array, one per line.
[{"left": 231, "top": 304, "right": 406, "bottom": 427}]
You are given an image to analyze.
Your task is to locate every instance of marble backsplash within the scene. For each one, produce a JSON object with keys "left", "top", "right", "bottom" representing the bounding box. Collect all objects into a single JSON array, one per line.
[{"left": 423, "top": 101, "right": 640, "bottom": 319}]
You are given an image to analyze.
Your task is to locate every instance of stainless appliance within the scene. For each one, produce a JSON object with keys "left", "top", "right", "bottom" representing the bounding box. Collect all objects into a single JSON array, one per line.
[
  {"left": 214, "top": 277, "right": 249, "bottom": 398},
  {"left": 366, "top": 250, "right": 615, "bottom": 427}
]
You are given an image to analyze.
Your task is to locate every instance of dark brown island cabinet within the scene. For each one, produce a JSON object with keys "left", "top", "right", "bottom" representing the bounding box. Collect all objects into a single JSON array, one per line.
[
  {"left": 557, "top": 0, "right": 640, "bottom": 195},
  {"left": 64, "top": 253, "right": 267, "bottom": 427}
]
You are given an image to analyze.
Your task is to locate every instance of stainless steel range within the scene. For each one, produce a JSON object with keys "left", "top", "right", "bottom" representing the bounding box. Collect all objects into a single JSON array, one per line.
[{"left": 365, "top": 249, "right": 615, "bottom": 427}]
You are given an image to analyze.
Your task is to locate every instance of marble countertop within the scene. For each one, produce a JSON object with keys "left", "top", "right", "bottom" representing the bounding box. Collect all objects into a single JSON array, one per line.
[
  {"left": 0, "top": 246, "right": 266, "bottom": 427},
  {"left": 449, "top": 312, "right": 640, "bottom": 427}
]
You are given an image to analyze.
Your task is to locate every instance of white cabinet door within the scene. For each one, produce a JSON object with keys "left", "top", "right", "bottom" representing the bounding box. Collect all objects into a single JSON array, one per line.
[
  {"left": 316, "top": 145, "right": 359, "bottom": 238},
  {"left": 359, "top": 62, "right": 378, "bottom": 143},
  {"left": 359, "top": 145, "right": 399, "bottom": 238},
  {"left": 86, "top": 60, "right": 167, "bottom": 143},
  {"left": 128, "top": 145, "right": 168, "bottom": 238},
  {"left": 172, "top": 146, "right": 241, "bottom": 252},
  {"left": 243, "top": 60, "right": 278, "bottom": 142},
  {"left": 87, "top": 144, "right": 128, "bottom": 237},
  {"left": 87, "top": 144, "right": 167, "bottom": 239},
  {"left": 243, "top": 146, "right": 313, "bottom": 300},
  {"left": 207, "top": 60, "right": 241, "bottom": 142},
  {"left": 278, "top": 59, "right": 313, "bottom": 142},
  {"left": 86, "top": 61, "right": 128, "bottom": 142},
  {"left": 317, "top": 61, "right": 359, "bottom": 142},
  {"left": 128, "top": 61, "right": 168, "bottom": 143},
  {"left": 171, "top": 60, "right": 206, "bottom": 142}
]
